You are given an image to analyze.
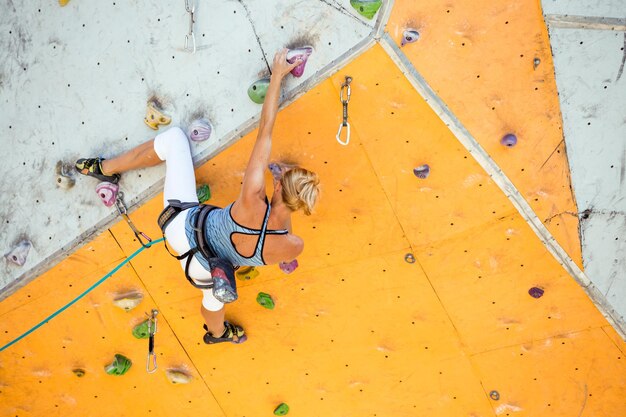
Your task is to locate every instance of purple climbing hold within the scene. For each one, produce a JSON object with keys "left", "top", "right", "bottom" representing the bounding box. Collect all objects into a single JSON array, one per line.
[
  {"left": 96, "top": 182, "right": 119, "bottom": 207},
  {"left": 528, "top": 287, "right": 544, "bottom": 299},
  {"left": 268, "top": 163, "right": 283, "bottom": 181},
  {"left": 279, "top": 259, "right": 299, "bottom": 274},
  {"left": 500, "top": 133, "right": 517, "bottom": 147},
  {"left": 188, "top": 119, "right": 213, "bottom": 142},
  {"left": 413, "top": 164, "right": 430, "bottom": 179},
  {"left": 5, "top": 240, "right": 32, "bottom": 267},
  {"left": 287, "top": 47, "right": 313, "bottom": 78},
  {"left": 401, "top": 29, "right": 420, "bottom": 46}
]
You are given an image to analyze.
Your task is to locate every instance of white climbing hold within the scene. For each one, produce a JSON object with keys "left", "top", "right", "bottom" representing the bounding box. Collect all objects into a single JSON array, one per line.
[{"left": 5, "top": 240, "right": 32, "bottom": 267}]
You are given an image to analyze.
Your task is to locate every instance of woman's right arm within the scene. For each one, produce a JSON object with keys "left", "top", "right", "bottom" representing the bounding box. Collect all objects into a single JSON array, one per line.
[{"left": 238, "top": 50, "right": 301, "bottom": 205}]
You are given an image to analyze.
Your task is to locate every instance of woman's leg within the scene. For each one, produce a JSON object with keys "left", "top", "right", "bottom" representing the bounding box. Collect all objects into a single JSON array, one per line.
[{"left": 101, "top": 139, "right": 162, "bottom": 175}]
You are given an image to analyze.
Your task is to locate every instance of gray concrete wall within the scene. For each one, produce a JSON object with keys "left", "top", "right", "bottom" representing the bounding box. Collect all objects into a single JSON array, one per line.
[{"left": 541, "top": 2, "right": 626, "bottom": 323}]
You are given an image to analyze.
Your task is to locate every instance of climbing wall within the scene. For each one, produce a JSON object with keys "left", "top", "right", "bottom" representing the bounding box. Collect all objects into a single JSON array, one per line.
[
  {"left": 0, "top": 0, "right": 374, "bottom": 296},
  {"left": 2, "top": 1, "right": 626, "bottom": 416},
  {"left": 541, "top": 0, "right": 626, "bottom": 330}
]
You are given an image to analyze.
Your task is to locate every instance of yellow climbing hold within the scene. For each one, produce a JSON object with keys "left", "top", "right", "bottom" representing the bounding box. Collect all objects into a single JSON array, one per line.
[
  {"left": 112, "top": 290, "right": 144, "bottom": 311},
  {"left": 59, "top": 0, "right": 70, "bottom": 6},
  {"left": 235, "top": 266, "right": 259, "bottom": 281},
  {"left": 144, "top": 101, "right": 171, "bottom": 130},
  {"left": 166, "top": 369, "right": 193, "bottom": 384}
]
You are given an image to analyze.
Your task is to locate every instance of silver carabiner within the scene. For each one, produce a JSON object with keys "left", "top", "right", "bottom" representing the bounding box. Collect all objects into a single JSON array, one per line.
[
  {"left": 336, "top": 122, "right": 350, "bottom": 146},
  {"left": 146, "top": 309, "right": 158, "bottom": 374},
  {"left": 184, "top": 0, "right": 196, "bottom": 53},
  {"left": 336, "top": 76, "right": 352, "bottom": 146}
]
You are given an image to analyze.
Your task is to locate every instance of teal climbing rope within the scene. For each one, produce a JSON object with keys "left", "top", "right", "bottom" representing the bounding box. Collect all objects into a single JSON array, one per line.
[{"left": 0, "top": 238, "right": 164, "bottom": 353}]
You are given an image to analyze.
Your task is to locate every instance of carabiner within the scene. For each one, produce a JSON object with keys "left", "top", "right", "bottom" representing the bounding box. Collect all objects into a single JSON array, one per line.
[
  {"left": 146, "top": 309, "right": 158, "bottom": 374},
  {"left": 116, "top": 192, "right": 153, "bottom": 248},
  {"left": 336, "top": 121, "right": 350, "bottom": 146},
  {"left": 336, "top": 76, "right": 352, "bottom": 146},
  {"left": 184, "top": 0, "right": 196, "bottom": 53}
]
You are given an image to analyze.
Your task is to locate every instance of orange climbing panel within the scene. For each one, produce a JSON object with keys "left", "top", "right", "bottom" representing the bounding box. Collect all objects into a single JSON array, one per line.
[{"left": 1, "top": 3, "right": 625, "bottom": 417}]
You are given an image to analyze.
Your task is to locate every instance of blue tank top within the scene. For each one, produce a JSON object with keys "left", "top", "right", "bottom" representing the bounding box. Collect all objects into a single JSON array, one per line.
[{"left": 185, "top": 198, "right": 288, "bottom": 270}]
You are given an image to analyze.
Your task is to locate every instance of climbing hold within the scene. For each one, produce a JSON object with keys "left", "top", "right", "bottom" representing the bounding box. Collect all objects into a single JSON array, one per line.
[
  {"left": 96, "top": 182, "right": 119, "bottom": 207},
  {"left": 533, "top": 57, "right": 541, "bottom": 69},
  {"left": 350, "top": 0, "right": 382, "bottom": 19},
  {"left": 72, "top": 368, "right": 85, "bottom": 377},
  {"left": 166, "top": 369, "right": 193, "bottom": 384},
  {"left": 144, "top": 101, "right": 171, "bottom": 130},
  {"left": 274, "top": 403, "right": 290, "bottom": 416},
  {"left": 187, "top": 119, "right": 213, "bottom": 142},
  {"left": 55, "top": 161, "right": 76, "bottom": 189},
  {"left": 287, "top": 47, "right": 313, "bottom": 78},
  {"left": 5, "top": 240, "right": 32, "bottom": 267},
  {"left": 196, "top": 184, "right": 211, "bottom": 203},
  {"left": 112, "top": 291, "right": 144, "bottom": 311},
  {"left": 269, "top": 163, "right": 283, "bottom": 181},
  {"left": 132, "top": 320, "right": 150, "bottom": 339},
  {"left": 528, "top": 287, "right": 544, "bottom": 299},
  {"left": 248, "top": 78, "right": 270, "bottom": 104},
  {"left": 279, "top": 259, "right": 298, "bottom": 274},
  {"left": 236, "top": 266, "right": 259, "bottom": 281},
  {"left": 256, "top": 292, "right": 275, "bottom": 310},
  {"left": 105, "top": 354, "right": 132, "bottom": 376},
  {"left": 500, "top": 134, "right": 517, "bottom": 147},
  {"left": 413, "top": 164, "right": 430, "bottom": 179},
  {"left": 404, "top": 253, "right": 416, "bottom": 264},
  {"left": 489, "top": 390, "right": 500, "bottom": 401},
  {"left": 401, "top": 29, "right": 420, "bottom": 46},
  {"left": 59, "top": 0, "right": 70, "bottom": 5}
]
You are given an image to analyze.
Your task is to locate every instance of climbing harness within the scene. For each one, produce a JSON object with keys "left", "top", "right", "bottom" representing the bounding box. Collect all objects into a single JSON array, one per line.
[
  {"left": 0, "top": 238, "right": 164, "bottom": 353},
  {"left": 184, "top": 0, "right": 196, "bottom": 54},
  {"left": 157, "top": 200, "right": 239, "bottom": 302},
  {"left": 146, "top": 309, "right": 158, "bottom": 374},
  {"left": 336, "top": 76, "right": 352, "bottom": 146},
  {"left": 115, "top": 191, "right": 153, "bottom": 248}
]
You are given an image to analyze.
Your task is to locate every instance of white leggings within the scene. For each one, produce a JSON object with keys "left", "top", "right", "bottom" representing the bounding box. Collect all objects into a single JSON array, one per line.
[{"left": 153, "top": 127, "right": 224, "bottom": 311}]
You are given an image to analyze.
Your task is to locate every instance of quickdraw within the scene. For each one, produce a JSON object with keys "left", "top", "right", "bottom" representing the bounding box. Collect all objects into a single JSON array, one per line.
[
  {"left": 184, "top": 0, "right": 196, "bottom": 54},
  {"left": 336, "top": 76, "right": 352, "bottom": 146},
  {"left": 146, "top": 309, "right": 159, "bottom": 374},
  {"left": 115, "top": 191, "right": 153, "bottom": 248}
]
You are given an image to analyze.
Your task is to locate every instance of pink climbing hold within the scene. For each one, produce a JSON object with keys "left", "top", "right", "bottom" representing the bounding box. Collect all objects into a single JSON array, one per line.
[
  {"left": 96, "top": 182, "right": 119, "bottom": 207},
  {"left": 287, "top": 47, "right": 313, "bottom": 78},
  {"left": 5, "top": 240, "right": 32, "bottom": 267},
  {"left": 279, "top": 259, "right": 298, "bottom": 274},
  {"left": 188, "top": 119, "right": 213, "bottom": 142}
]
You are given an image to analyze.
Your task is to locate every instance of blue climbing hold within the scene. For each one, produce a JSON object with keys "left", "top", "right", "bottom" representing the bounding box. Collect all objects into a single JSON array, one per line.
[
  {"left": 500, "top": 133, "right": 517, "bottom": 147},
  {"left": 413, "top": 164, "right": 430, "bottom": 179}
]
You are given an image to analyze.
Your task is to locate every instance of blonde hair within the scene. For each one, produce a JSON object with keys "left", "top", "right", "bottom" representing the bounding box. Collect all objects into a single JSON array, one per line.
[{"left": 280, "top": 167, "right": 320, "bottom": 215}]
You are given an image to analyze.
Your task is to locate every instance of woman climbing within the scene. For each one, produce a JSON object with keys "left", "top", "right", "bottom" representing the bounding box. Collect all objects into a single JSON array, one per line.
[{"left": 74, "top": 49, "right": 320, "bottom": 344}]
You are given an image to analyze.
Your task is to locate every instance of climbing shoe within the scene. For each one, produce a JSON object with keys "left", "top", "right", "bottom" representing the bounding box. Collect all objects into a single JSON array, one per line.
[
  {"left": 203, "top": 322, "right": 247, "bottom": 344},
  {"left": 75, "top": 157, "right": 120, "bottom": 184}
]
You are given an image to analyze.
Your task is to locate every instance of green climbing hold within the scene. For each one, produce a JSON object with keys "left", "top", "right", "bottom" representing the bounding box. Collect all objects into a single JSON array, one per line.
[
  {"left": 196, "top": 184, "right": 211, "bottom": 203},
  {"left": 248, "top": 78, "right": 270, "bottom": 104},
  {"left": 132, "top": 320, "right": 150, "bottom": 339},
  {"left": 256, "top": 292, "right": 275, "bottom": 310},
  {"left": 274, "top": 403, "right": 290, "bottom": 416},
  {"left": 105, "top": 354, "right": 132, "bottom": 376},
  {"left": 350, "top": 0, "right": 382, "bottom": 19}
]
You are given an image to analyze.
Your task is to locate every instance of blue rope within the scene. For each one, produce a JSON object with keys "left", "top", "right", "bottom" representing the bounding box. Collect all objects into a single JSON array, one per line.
[{"left": 0, "top": 238, "right": 164, "bottom": 353}]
